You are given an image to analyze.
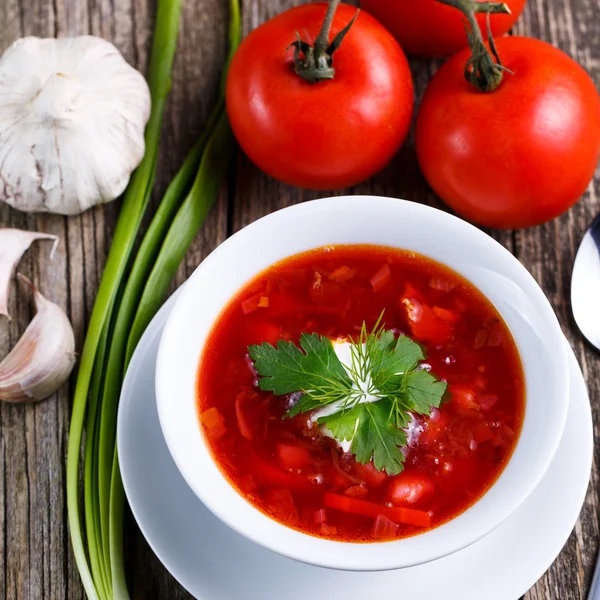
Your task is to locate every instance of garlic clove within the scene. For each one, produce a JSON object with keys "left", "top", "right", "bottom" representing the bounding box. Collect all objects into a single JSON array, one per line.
[
  {"left": 0, "top": 228, "right": 58, "bottom": 318},
  {"left": 0, "top": 274, "right": 76, "bottom": 402}
]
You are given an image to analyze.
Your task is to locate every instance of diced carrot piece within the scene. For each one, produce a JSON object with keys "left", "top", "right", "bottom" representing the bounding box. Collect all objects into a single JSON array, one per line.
[
  {"left": 329, "top": 266, "right": 357, "bottom": 283},
  {"left": 324, "top": 492, "right": 431, "bottom": 528},
  {"left": 242, "top": 294, "right": 270, "bottom": 314},
  {"left": 200, "top": 407, "right": 227, "bottom": 441},
  {"left": 432, "top": 306, "right": 459, "bottom": 323},
  {"left": 276, "top": 443, "right": 313, "bottom": 470},
  {"left": 370, "top": 263, "right": 392, "bottom": 292},
  {"left": 324, "top": 492, "right": 380, "bottom": 519}
]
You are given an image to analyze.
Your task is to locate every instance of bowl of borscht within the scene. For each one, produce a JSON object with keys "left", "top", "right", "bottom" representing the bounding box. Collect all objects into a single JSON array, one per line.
[{"left": 155, "top": 196, "right": 569, "bottom": 571}]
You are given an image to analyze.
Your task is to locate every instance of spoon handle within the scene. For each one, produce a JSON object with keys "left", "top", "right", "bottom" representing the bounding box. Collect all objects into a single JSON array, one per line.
[{"left": 589, "top": 550, "right": 600, "bottom": 600}]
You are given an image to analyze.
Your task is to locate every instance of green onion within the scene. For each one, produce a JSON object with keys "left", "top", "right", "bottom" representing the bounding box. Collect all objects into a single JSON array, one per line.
[
  {"left": 67, "top": 1, "right": 241, "bottom": 598},
  {"left": 127, "top": 110, "right": 235, "bottom": 354},
  {"left": 126, "top": 1, "right": 241, "bottom": 356},
  {"left": 67, "top": 1, "right": 183, "bottom": 598},
  {"left": 105, "top": 5, "right": 240, "bottom": 593}
]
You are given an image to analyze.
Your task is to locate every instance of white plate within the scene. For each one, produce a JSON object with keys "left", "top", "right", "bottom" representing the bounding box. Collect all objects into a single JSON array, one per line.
[{"left": 118, "top": 293, "right": 592, "bottom": 600}]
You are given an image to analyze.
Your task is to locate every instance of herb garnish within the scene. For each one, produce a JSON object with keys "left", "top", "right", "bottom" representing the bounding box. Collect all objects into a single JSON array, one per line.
[{"left": 248, "top": 315, "right": 447, "bottom": 475}]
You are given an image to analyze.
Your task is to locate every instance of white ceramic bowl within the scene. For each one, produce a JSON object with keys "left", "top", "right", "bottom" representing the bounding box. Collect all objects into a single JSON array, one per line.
[{"left": 155, "top": 196, "right": 569, "bottom": 571}]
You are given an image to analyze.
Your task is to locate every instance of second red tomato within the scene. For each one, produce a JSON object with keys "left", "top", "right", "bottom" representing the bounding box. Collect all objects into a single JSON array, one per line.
[
  {"left": 415, "top": 37, "right": 600, "bottom": 229},
  {"left": 360, "top": 0, "right": 527, "bottom": 58},
  {"left": 226, "top": 3, "right": 414, "bottom": 190}
]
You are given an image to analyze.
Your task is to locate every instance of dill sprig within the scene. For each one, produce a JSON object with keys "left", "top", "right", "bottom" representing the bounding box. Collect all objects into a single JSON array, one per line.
[{"left": 248, "top": 311, "right": 447, "bottom": 474}]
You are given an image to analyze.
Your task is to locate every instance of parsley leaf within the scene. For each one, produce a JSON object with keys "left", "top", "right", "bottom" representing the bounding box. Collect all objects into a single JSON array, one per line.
[
  {"left": 318, "top": 406, "right": 360, "bottom": 442},
  {"left": 371, "top": 334, "right": 425, "bottom": 391},
  {"left": 404, "top": 370, "right": 447, "bottom": 415},
  {"left": 320, "top": 401, "right": 408, "bottom": 474},
  {"left": 248, "top": 332, "right": 351, "bottom": 399},
  {"left": 248, "top": 314, "right": 449, "bottom": 476}
]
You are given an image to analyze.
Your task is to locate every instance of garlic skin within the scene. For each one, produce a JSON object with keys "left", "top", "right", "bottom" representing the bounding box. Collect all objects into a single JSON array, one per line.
[
  {"left": 0, "top": 228, "right": 58, "bottom": 318},
  {"left": 0, "top": 36, "right": 151, "bottom": 215},
  {"left": 0, "top": 274, "right": 75, "bottom": 402}
]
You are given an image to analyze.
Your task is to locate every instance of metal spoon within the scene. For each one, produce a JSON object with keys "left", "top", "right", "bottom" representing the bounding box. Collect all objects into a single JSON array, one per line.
[
  {"left": 571, "top": 215, "right": 600, "bottom": 600},
  {"left": 571, "top": 213, "right": 600, "bottom": 352},
  {"left": 572, "top": 213, "right": 600, "bottom": 600}
]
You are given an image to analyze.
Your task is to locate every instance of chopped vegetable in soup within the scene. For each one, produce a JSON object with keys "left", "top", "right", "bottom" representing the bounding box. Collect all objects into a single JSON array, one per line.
[{"left": 197, "top": 245, "right": 524, "bottom": 542}]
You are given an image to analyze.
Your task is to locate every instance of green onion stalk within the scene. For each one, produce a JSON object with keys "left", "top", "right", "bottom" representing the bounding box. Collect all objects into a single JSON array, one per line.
[{"left": 67, "top": 1, "right": 241, "bottom": 598}]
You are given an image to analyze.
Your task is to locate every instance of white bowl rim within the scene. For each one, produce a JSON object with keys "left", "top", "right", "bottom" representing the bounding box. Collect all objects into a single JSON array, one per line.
[{"left": 155, "top": 195, "right": 569, "bottom": 571}]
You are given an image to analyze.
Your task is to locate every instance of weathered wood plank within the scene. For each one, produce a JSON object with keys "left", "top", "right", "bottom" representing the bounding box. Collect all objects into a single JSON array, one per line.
[
  {"left": 0, "top": 0, "right": 75, "bottom": 596},
  {"left": 515, "top": 0, "right": 600, "bottom": 596}
]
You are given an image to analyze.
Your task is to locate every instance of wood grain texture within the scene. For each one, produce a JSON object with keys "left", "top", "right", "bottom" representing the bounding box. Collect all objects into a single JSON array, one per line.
[{"left": 0, "top": 0, "right": 598, "bottom": 598}]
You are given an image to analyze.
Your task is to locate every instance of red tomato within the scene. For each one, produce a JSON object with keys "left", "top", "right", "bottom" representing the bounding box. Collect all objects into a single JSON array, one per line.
[
  {"left": 352, "top": 460, "right": 388, "bottom": 487},
  {"left": 416, "top": 38, "right": 600, "bottom": 229},
  {"left": 360, "top": 0, "right": 526, "bottom": 58},
  {"left": 401, "top": 297, "right": 453, "bottom": 345},
  {"left": 226, "top": 3, "right": 414, "bottom": 190},
  {"left": 276, "top": 444, "right": 313, "bottom": 469},
  {"left": 386, "top": 469, "right": 434, "bottom": 506}
]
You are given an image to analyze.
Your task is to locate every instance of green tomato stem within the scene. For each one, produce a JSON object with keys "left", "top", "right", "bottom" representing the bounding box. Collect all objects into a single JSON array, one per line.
[
  {"left": 314, "top": 0, "right": 341, "bottom": 54},
  {"left": 436, "top": 0, "right": 511, "bottom": 92},
  {"left": 292, "top": 0, "right": 359, "bottom": 83}
]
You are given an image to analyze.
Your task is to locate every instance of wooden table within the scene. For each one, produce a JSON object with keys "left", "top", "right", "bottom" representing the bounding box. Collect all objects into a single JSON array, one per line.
[{"left": 0, "top": 0, "right": 598, "bottom": 598}]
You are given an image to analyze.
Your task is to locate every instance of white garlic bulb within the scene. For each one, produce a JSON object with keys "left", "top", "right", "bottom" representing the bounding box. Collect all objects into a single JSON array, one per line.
[{"left": 0, "top": 36, "right": 151, "bottom": 215}]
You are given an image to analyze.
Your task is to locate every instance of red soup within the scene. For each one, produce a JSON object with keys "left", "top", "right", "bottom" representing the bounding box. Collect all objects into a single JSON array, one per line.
[{"left": 197, "top": 245, "right": 525, "bottom": 542}]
